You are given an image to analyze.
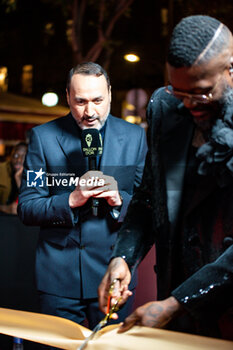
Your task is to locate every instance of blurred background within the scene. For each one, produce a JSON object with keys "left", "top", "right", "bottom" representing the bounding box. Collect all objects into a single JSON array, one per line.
[{"left": 1, "top": 0, "right": 233, "bottom": 157}]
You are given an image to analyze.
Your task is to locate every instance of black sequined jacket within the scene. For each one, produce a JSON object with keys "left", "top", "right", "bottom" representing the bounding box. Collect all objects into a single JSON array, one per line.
[{"left": 113, "top": 87, "right": 233, "bottom": 338}]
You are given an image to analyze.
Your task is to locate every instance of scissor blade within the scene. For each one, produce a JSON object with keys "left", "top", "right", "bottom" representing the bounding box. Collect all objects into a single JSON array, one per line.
[
  {"left": 77, "top": 282, "right": 121, "bottom": 350},
  {"left": 77, "top": 319, "right": 107, "bottom": 350}
]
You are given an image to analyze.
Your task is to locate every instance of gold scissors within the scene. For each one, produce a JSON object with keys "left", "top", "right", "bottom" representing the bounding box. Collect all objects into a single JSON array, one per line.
[{"left": 78, "top": 279, "right": 121, "bottom": 350}]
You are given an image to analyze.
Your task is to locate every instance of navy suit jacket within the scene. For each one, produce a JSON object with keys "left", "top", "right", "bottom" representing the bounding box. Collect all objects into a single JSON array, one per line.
[{"left": 18, "top": 113, "right": 147, "bottom": 299}]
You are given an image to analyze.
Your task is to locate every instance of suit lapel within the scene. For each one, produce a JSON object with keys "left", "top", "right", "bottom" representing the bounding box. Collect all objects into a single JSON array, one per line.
[
  {"left": 161, "top": 101, "right": 218, "bottom": 223},
  {"left": 56, "top": 114, "right": 88, "bottom": 175},
  {"left": 100, "top": 115, "right": 125, "bottom": 174},
  {"left": 161, "top": 101, "right": 194, "bottom": 234}
]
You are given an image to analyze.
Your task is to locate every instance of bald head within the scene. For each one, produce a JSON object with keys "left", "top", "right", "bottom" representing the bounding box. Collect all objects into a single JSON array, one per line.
[{"left": 167, "top": 15, "right": 233, "bottom": 68}]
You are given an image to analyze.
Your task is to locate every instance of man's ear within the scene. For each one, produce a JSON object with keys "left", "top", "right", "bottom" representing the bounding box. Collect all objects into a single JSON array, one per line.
[{"left": 109, "top": 85, "right": 112, "bottom": 102}]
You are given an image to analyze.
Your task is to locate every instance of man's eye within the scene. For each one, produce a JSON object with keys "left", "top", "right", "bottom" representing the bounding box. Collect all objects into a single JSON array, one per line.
[
  {"left": 94, "top": 99, "right": 102, "bottom": 104},
  {"left": 193, "top": 88, "right": 212, "bottom": 95},
  {"left": 76, "top": 100, "right": 85, "bottom": 105}
]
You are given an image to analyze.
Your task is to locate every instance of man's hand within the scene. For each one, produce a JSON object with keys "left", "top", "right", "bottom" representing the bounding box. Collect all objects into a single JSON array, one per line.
[
  {"left": 118, "top": 296, "right": 183, "bottom": 332},
  {"left": 98, "top": 257, "right": 132, "bottom": 317},
  {"left": 0, "top": 201, "right": 18, "bottom": 215},
  {"left": 92, "top": 174, "right": 122, "bottom": 207},
  {"left": 69, "top": 170, "right": 122, "bottom": 208},
  {"left": 14, "top": 165, "right": 24, "bottom": 189}
]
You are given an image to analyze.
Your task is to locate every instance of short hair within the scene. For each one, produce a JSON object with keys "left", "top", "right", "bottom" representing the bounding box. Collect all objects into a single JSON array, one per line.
[
  {"left": 13, "top": 142, "right": 27, "bottom": 150},
  {"left": 66, "top": 62, "right": 110, "bottom": 92},
  {"left": 10, "top": 142, "right": 27, "bottom": 157},
  {"left": 167, "top": 15, "right": 232, "bottom": 67}
]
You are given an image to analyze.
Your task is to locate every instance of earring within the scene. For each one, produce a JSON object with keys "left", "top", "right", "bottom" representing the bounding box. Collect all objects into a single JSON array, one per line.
[
  {"left": 229, "top": 64, "right": 233, "bottom": 75},
  {"left": 230, "top": 57, "right": 233, "bottom": 74}
]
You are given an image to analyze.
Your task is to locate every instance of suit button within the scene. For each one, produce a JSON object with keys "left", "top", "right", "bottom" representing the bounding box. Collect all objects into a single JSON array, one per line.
[
  {"left": 223, "top": 237, "right": 233, "bottom": 250},
  {"left": 80, "top": 245, "right": 85, "bottom": 250},
  {"left": 110, "top": 244, "right": 115, "bottom": 250}
]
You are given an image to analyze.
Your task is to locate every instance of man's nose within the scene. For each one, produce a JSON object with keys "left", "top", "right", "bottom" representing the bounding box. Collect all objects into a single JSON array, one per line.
[
  {"left": 19, "top": 155, "right": 25, "bottom": 163},
  {"left": 182, "top": 96, "right": 197, "bottom": 109},
  {"left": 85, "top": 102, "right": 95, "bottom": 116}
]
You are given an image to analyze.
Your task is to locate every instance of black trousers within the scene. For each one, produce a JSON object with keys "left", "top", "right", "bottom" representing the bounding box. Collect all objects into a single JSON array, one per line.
[{"left": 38, "top": 290, "right": 135, "bottom": 330}]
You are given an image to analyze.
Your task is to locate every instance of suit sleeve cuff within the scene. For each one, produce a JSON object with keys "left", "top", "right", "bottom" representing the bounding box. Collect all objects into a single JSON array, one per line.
[
  {"left": 58, "top": 192, "right": 79, "bottom": 225},
  {"left": 115, "top": 190, "right": 132, "bottom": 222}
]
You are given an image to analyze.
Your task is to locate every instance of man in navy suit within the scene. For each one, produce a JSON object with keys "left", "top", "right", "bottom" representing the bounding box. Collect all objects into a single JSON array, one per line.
[{"left": 18, "top": 62, "right": 147, "bottom": 329}]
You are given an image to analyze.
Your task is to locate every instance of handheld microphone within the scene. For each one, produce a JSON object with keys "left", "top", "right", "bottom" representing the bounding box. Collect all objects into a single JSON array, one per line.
[{"left": 81, "top": 128, "right": 103, "bottom": 216}]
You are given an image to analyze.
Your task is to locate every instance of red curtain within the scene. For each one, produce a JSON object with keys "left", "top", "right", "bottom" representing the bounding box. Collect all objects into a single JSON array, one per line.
[{"left": 0, "top": 121, "right": 37, "bottom": 141}]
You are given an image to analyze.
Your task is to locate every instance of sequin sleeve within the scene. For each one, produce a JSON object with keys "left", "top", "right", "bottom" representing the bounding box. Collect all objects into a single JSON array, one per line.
[{"left": 172, "top": 244, "right": 233, "bottom": 319}]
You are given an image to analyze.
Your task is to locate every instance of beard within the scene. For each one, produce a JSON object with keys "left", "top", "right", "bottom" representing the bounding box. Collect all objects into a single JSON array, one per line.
[
  {"left": 219, "top": 84, "right": 233, "bottom": 113},
  {"left": 78, "top": 103, "right": 111, "bottom": 130},
  {"left": 194, "top": 84, "right": 233, "bottom": 131},
  {"left": 80, "top": 114, "right": 107, "bottom": 130}
]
